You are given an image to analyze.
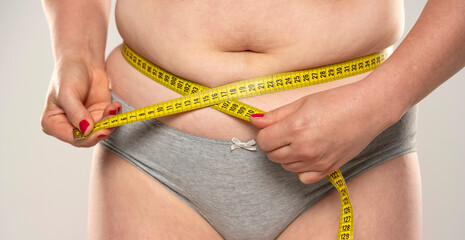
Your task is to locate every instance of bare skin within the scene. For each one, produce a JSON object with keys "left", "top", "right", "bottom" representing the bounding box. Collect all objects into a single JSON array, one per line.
[{"left": 41, "top": 0, "right": 465, "bottom": 239}]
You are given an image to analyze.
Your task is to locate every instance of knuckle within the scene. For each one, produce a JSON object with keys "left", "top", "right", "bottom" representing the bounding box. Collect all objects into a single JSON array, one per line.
[
  {"left": 255, "top": 131, "right": 269, "bottom": 151},
  {"left": 41, "top": 126, "right": 52, "bottom": 136},
  {"left": 40, "top": 113, "right": 56, "bottom": 137},
  {"left": 67, "top": 109, "right": 82, "bottom": 124},
  {"left": 55, "top": 83, "right": 71, "bottom": 100},
  {"left": 266, "top": 153, "right": 278, "bottom": 163},
  {"left": 40, "top": 115, "right": 50, "bottom": 135},
  {"left": 299, "top": 172, "right": 323, "bottom": 184},
  {"left": 295, "top": 146, "right": 317, "bottom": 160},
  {"left": 255, "top": 132, "right": 264, "bottom": 146},
  {"left": 312, "top": 159, "right": 329, "bottom": 172},
  {"left": 267, "top": 150, "right": 286, "bottom": 163},
  {"left": 255, "top": 137, "right": 263, "bottom": 150},
  {"left": 281, "top": 163, "right": 299, "bottom": 172},
  {"left": 289, "top": 115, "right": 311, "bottom": 134},
  {"left": 295, "top": 146, "right": 331, "bottom": 170},
  {"left": 299, "top": 174, "right": 311, "bottom": 184}
]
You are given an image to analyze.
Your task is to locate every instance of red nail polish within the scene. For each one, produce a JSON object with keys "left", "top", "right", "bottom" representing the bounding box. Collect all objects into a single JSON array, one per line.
[
  {"left": 109, "top": 109, "right": 117, "bottom": 115},
  {"left": 79, "top": 120, "right": 89, "bottom": 133},
  {"left": 250, "top": 113, "right": 264, "bottom": 118},
  {"left": 98, "top": 134, "right": 107, "bottom": 139},
  {"left": 117, "top": 106, "right": 121, "bottom": 113}
]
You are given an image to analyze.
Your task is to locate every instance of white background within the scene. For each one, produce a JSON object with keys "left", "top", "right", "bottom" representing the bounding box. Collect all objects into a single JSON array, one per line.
[{"left": 0, "top": 1, "right": 464, "bottom": 239}]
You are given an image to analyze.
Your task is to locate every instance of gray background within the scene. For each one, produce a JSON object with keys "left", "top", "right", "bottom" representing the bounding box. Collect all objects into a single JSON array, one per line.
[{"left": 1, "top": 1, "right": 464, "bottom": 239}]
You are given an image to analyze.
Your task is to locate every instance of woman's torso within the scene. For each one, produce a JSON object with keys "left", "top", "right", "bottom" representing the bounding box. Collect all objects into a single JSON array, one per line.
[{"left": 106, "top": 0, "right": 404, "bottom": 140}]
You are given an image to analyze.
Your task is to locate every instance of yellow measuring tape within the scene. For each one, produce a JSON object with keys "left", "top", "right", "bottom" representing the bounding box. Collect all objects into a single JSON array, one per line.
[{"left": 75, "top": 43, "right": 392, "bottom": 239}]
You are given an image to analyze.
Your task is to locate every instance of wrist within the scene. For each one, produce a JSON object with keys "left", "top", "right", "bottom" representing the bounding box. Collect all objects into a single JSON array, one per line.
[
  {"left": 355, "top": 73, "right": 407, "bottom": 129},
  {"left": 54, "top": 40, "right": 106, "bottom": 70}
]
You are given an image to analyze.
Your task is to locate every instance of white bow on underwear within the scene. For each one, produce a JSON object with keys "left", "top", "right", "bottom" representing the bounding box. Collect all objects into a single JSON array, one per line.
[{"left": 230, "top": 137, "right": 257, "bottom": 152}]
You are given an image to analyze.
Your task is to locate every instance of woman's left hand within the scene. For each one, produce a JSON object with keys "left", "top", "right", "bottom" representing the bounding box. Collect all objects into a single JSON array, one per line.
[{"left": 250, "top": 81, "right": 400, "bottom": 184}]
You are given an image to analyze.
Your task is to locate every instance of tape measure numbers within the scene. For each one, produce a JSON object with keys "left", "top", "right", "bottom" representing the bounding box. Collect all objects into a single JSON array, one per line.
[
  {"left": 74, "top": 43, "right": 392, "bottom": 240},
  {"left": 74, "top": 44, "right": 390, "bottom": 138}
]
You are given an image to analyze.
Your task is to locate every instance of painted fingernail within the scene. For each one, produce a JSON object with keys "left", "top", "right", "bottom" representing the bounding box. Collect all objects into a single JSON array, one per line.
[
  {"left": 98, "top": 134, "right": 107, "bottom": 139},
  {"left": 79, "top": 120, "right": 89, "bottom": 133},
  {"left": 117, "top": 106, "right": 121, "bottom": 113},
  {"left": 250, "top": 113, "right": 264, "bottom": 118},
  {"left": 109, "top": 109, "right": 117, "bottom": 115}
]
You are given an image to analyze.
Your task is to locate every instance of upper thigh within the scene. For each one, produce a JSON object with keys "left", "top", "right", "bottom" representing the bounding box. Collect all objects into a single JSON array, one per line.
[
  {"left": 277, "top": 152, "right": 422, "bottom": 240},
  {"left": 88, "top": 144, "right": 223, "bottom": 240}
]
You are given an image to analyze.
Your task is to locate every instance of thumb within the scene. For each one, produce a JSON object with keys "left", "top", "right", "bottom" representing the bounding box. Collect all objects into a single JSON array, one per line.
[
  {"left": 249, "top": 101, "right": 300, "bottom": 129},
  {"left": 60, "top": 89, "right": 94, "bottom": 136}
]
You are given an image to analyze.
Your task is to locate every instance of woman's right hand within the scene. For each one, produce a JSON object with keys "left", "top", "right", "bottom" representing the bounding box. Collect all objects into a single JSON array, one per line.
[{"left": 41, "top": 58, "right": 121, "bottom": 147}]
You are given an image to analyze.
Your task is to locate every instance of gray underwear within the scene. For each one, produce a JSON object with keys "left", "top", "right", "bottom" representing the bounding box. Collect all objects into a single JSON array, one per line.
[{"left": 100, "top": 92, "right": 417, "bottom": 240}]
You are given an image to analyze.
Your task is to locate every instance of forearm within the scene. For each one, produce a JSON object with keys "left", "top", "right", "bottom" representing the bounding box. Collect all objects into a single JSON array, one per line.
[
  {"left": 42, "top": 0, "right": 111, "bottom": 67},
  {"left": 363, "top": 0, "right": 465, "bottom": 119}
]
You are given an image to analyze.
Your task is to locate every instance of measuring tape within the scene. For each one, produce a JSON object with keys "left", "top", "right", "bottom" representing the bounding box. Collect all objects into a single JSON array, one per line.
[{"left": 74, "top": 42, "right": 392, "bottom": 239}]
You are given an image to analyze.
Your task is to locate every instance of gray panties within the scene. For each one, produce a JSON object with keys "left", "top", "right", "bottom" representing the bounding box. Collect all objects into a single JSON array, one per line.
[{"left": 100, "top": 92, "right": 417, "bottom": 240}]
